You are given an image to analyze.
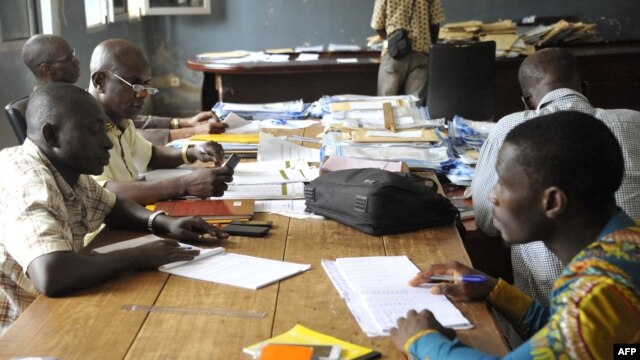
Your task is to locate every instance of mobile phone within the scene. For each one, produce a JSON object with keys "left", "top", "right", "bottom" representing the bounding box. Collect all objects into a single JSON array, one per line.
[
  {"left": 229, "top": 220, "right": 273, "bottom": 227},
  {"left": 223, "top": 154, "right": 241, "bottom": 169},
  {"left": 222, "top": 224, "right": 269, "bottom": 237}
]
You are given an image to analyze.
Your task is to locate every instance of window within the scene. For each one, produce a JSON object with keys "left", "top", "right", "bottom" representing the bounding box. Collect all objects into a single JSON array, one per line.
[
  {"left": 134, "top": 0, "right": 211, "bottom": 16},
  {"left": 84, "top": 0, "right": 109, "bottom": 30},
  {"left": 0, "top": 0, "right": 38, "bottom": 51}
]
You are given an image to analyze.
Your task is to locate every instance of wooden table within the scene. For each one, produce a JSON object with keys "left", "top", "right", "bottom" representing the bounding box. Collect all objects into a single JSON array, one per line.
[{"left": 0, "top": 214, "right": 509, "bottom": 359}]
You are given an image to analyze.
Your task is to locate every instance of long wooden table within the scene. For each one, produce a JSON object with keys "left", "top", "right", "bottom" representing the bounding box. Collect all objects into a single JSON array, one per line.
[{"left": 0, "top": 213, "right": 509, "bottom": 359}]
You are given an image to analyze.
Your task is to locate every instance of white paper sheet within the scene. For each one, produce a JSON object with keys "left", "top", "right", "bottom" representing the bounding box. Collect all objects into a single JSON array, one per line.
[
  {"left": 296, "top": 53, "right": 320, "bottom": 61},
  {"left": 324, "top": 256, "right": 472, "bottom": 336},
  {"left": 231, "top": 161, "right": 319, "bottom": 185},
  {"left": 93, "top": 234, "right": 310, "bottom": 290},
  {"left": 366, "top": 130, "right": 423, "bottom": 138},
  {"left": 258, "top": 133, "right": 321, "bottom": 162},
  {"left": 220, "top": 182, "right": 305, "bottom": 200}
]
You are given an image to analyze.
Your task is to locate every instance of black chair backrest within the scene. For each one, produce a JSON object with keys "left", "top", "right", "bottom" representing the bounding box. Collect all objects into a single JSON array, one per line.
[
  {"left": 427, "top": 41, "right": 496, "bottom": 121},
  {"left": 4, "top": 96, "right": 29, "bottom": 144}
]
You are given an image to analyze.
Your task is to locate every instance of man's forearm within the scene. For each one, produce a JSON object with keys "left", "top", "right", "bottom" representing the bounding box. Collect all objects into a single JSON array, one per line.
[{"left": 104, "top": 179, "right": 184, "bottom": 206}]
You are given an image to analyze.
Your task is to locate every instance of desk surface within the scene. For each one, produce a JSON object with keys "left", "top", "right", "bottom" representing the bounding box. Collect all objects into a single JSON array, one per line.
[{"left": 0, "top": 214, "right": 509, "bottom": 359}]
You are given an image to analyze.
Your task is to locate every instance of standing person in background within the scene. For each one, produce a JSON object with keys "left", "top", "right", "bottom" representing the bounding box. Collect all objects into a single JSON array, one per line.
[
  {"left": 21, "top": 34, "right": 227, "bottom": 146},
  {"left": 371, "top": 0, "right": 445, "bottom": 105}
]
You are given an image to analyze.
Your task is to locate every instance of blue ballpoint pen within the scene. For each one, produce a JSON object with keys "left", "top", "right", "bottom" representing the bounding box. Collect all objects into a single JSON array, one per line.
[{"left": 429, "top": 274, "right": 487, "bottom": 283}]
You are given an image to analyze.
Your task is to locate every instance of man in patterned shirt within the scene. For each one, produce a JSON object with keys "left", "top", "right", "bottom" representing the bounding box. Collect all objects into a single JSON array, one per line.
[
  {"left": 391, "top": 111, "right": 640, "bottom": 359},
  {"left": 0, "top": 83, "right": 227, "bottom": 334},
  {"left": 470, "top": 47, "right": 640, "bottom": 344},
  {"left": 371, "top": 0, "right": 445, "bottom": 105}
]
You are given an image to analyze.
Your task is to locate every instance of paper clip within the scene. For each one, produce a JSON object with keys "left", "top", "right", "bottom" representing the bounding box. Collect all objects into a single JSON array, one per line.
[{"left": 121, "top": 304, "right": 267, "bottom": 319}]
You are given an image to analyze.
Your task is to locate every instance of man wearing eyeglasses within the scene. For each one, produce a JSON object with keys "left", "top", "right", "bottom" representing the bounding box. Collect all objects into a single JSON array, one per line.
[
  {"left": 88, "top": 39, "right": 234, "bottom": 205},
  {"left": 22, "top": 34, "right": 227, "bottom": 146},
  {"left": 22, "top": 34, "right": 80, "bottom": 88},
  {"left": 470, "top": 47, "right": 640, "bottom": 347}
]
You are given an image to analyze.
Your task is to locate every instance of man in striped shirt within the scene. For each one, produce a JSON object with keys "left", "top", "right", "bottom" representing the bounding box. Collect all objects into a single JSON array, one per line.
[{"left": 470, "top": 47, "right": 640, "bottom": 345}]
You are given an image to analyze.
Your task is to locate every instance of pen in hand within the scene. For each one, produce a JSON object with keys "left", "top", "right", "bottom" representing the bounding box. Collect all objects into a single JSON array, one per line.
[{"left": 429, "top": 274, "right": 487, "bottom": 283}]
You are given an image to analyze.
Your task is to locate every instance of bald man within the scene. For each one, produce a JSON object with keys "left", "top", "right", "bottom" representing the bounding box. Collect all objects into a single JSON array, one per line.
[
  {"left": 22, "top": 34, "right": 80, "bottom": 88},
  {"left": 21, "top": 34, "right": 226, "bottom": 146},
  {"left": 471, "top": 47, "right": 640, "bottom": 345},
  {"left": 88, "top": 39, "right": 234, "bottom": 205},
  {"left": 0, "top": 83, "right": 227, "bottom": 334}
]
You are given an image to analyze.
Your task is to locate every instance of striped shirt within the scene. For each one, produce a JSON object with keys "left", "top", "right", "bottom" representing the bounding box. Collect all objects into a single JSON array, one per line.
[
  {"left": 472, "top": 87, "right": 640, "bottom": 305},
  {"left": 371, "top": 0, "right": 445, "bottom": 54},
  {"left": 0, "top": 139, "right": 116, "bottom": 333}
]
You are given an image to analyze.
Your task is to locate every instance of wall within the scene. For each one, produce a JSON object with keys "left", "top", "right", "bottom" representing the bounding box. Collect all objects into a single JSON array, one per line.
[{"left": 144, "top": 0, "right": 640, "bottom": 116}]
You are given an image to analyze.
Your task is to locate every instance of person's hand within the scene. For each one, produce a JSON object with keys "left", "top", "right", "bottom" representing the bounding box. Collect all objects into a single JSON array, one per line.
[
  {"left": 390, "top": 310, "right": 456, "bottom": 352},
  {"left": 191, "top": 121, "right": 228, "bottom": 136},
  {"left": 188, "top": 141, "right": 225, "bottom": 165},
  {"left": 155, "top": 215, "right": 229, "bottom": 242},
  {"left": 409, "top": 262, "right": 498, "bottom": 302},
  {"left": 133, "top": 238, "right": 200, "bottom": 269},
  {"left": 179, "top": 167, "right": 233, "bottom": 198},
  {"left": 179, "top": 111, "right": 217, "bottom": 128}
]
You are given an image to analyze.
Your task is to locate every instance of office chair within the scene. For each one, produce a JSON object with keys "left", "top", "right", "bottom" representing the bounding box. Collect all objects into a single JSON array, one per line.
[
  {"left": 4, "top": 95, "right": 29, "bottom": 144},
  {"left": 426, "top": 41, "right": 496, "bottom": 121}
]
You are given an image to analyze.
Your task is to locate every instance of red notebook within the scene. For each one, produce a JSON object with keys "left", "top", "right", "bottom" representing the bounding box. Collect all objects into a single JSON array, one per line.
[{"left": 154, "top": 199, "right": 254, "bottom": 221}]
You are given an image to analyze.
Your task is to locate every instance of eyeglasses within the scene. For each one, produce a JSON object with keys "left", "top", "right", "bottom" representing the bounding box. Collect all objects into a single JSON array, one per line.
[
  {"left": 40, "top": 49, "right": 76, "bottom": 66},
  {"left": 108, "top": 70, "right": 159, "bottom": 96},
  {"left": 521, "top": 94, "right": 532, "bottom": 110}
]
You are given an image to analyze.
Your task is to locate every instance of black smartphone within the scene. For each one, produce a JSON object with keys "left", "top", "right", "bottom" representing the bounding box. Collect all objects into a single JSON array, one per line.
[
  {"left": 222, "top": 224, "right": 269, "bottom": 237},
  {"left": 223, "top": 154, "right": 241, "bottom": 169},
  {"left": 229, "top": 220, "right": 273, "bottom": 227}
]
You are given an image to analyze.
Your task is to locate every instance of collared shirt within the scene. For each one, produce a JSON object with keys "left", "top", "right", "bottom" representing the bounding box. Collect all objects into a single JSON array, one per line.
[
  {"left": 371, "top": 0, "right": 445, "bottom": 54},
  {"left": 404, "top": 212, "right": 640, "bottom": 360},
  {"left": 0, "top": 139, "right": 116, "bottom": 333},
  {"left": 93, "top": 119, "right": 153, "bottom": 186},
  {"left": 471, "top": 88, "right": 640, "bottom": 302}
]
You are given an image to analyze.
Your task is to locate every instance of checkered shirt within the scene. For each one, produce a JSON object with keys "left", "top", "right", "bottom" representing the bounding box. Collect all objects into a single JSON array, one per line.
[{"left": 0, "top": 139, "right": 116, "bottom": 334}]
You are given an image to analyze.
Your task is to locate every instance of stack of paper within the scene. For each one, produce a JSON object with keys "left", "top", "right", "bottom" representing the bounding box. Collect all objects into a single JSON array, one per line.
[
  {"left": 212, "top": 99, "right": 311, "bottom": 120},
  {"left": 323, "top": 256, "right": 472, "bottom": 336}
]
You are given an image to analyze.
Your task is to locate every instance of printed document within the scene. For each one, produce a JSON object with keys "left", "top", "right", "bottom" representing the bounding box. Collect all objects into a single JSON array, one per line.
[
  {"left": 323, "top": 256, "right": 472, "bottom": 336},
  {"left": 94, "top": 235, "right": 310, "bottom": 289}
]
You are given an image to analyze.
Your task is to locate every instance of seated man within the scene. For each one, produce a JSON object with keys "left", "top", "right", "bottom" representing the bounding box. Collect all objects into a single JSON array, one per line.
[
  {"left": 21, "top": 34, "right": 227, "bottom": 146},
  {"left": 88, "top": 39, "right": 233, "bottom": 205},
  {"left": 0, "top": 83, "right": 228, "bottom": 334},
  {"left": 470, "top": 48, "right": 640, "bottom": 344},
  {"left": 391, "top": 111, "right": 639, "bottom": 359}
]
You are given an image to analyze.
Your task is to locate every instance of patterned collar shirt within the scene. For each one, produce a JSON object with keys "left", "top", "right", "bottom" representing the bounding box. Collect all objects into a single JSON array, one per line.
[
  {"left": 471, "top": 88, "right": 640, "bottom": 307},
  {"left": 371, "top": 0, "right": 445, "bottom": 55},
  {"left": 93, "top": 119, "right": 153, "bottom": 186},
  {"left": 0, "top": 139, "right": 116, "bottom": 333}
]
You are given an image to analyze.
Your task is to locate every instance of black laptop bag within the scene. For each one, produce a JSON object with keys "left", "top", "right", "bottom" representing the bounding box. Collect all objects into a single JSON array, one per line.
[{"left": 304, "top": 168, "right": 458, "bottom": 235}]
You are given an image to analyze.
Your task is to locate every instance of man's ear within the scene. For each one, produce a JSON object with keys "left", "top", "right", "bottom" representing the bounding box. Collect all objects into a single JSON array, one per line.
[
  {"left": 580, "top": 80, "right": 590, "bottom": 98},
  {"left": 38, "top": 63, "right": 51, "bottom": 78},
  {"left": 41, "top": 123, "right": 59, "bottom": 148},
  {"left": 542, "top": 186, "right": 567, "bottom": 219},
  {"left": 91, "top": 70, "right": 107, "bottom": 93}
]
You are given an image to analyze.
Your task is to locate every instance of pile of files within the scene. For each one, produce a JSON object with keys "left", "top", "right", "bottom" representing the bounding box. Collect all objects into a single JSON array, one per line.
[
  {"left": 444, "top": 115, "right": 495, "bottom": 186},
  {"left": 521, "top": 20, "right": 600, "bottom": 47},
  {"left": 320, "top": 95, "right": 454, "bottom": 171},
  {"left": 212, "top": 99, "right": 311, "bottom": 120}
]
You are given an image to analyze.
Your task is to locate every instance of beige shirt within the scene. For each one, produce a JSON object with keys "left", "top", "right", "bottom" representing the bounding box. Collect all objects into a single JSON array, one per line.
[
  {"left": 94, "top": 119, "right": 153, "bottom": 186},
  {"left": 0, "top": 139, "right": 116, "bottom": 333},
  {"left": 371, "top": 0, "right": 445, "bottom": 54}
]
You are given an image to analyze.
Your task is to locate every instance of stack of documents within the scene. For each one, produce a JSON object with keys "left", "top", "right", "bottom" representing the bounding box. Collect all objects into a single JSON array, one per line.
[
  {"left": 212, "top": 99, "right": 311, "bottom": 120},
  {"left": 94, "top": 235, "right": 311, "bottom": 289},
  {"left": 323, "top": 256, "right": 472, "bottom": 336}
]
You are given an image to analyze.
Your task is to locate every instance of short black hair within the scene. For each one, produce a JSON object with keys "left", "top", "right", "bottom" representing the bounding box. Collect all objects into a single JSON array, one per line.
[
  {"left": 504, "top": 111, "right": 624, "bottom": 211},
  {"left": 26, "top": 83, "right": 92, "bottom": 136}
]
